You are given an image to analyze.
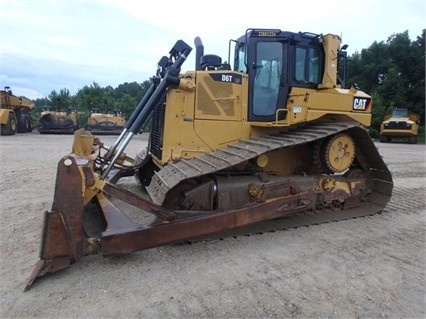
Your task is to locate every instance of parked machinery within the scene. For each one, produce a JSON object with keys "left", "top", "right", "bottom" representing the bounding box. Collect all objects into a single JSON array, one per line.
[
  {"left": 38, "top": 102, "right": 79, "bottom": 134},
  {"left": 0, "top": 86, "right": 34, "bottom": 135},
  {"left": 380, "top": 108, "right": 420, "bottom": 144},
  {"left": 86, "top": 105, "right": 126, "bottom": 135},
  {"left": 25, "top": 29, "right": 393, "bottom": 290}
]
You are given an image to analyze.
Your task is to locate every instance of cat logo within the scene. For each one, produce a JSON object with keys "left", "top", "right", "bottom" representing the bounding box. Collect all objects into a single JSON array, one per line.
[{"left": 353, "top": 97, "right": 371, "bottom": 111}]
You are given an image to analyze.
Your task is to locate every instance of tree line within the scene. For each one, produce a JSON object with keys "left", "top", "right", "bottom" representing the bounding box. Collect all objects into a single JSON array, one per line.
[{"left": 32, "top": 29, "right": 425, "bottom": 136}]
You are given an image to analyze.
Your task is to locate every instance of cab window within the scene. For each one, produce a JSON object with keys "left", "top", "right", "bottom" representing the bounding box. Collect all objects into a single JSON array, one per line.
[
  {"left": 234, "top": 44, "right": 247, "bottom": 73},
  {"left": 253, "top": 41, "right": 283, "bottom": 116},
  {"left": 295, "top": 47, "right": 320, "bottom": 84}
]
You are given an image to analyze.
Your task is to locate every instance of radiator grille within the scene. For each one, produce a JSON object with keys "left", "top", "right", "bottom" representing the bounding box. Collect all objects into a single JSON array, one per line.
[
  {"left": 384, "top": 121, "right": 411, "bottom": 130},
  {"left": 149, "top": 99, "right": 165, "bottom": 159}
]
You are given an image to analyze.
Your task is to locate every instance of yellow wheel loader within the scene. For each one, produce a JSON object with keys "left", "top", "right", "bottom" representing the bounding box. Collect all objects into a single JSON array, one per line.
[{"left": 25, "top": 29, "right": 393, "bottom": 290}]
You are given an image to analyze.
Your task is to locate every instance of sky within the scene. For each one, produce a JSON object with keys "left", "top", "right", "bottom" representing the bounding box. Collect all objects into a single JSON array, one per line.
[{"left": 1, "top": 0, "right": 425, "bottom": 100}]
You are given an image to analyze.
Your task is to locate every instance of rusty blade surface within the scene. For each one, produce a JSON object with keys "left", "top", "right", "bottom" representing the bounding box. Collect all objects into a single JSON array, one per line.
[
  {"left": 24, "top": 157, "right": 90, "bottom": 291},
  {"left": 100, "top": 190, "right": 324, "bottom": 256}
]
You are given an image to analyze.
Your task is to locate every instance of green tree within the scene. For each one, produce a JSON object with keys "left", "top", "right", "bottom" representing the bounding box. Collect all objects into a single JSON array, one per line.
[
  {"left": 408, "top": 30, "right": 425, "bottom": 117},
  {"left": 74, "top": 82, "right": 110, "bottom": 111},
  {"left": 48, "top": 88, "right": 74, "bottom": 111},
  {"left": 112, "top": 82, "right": 142, "bottom": 116}
]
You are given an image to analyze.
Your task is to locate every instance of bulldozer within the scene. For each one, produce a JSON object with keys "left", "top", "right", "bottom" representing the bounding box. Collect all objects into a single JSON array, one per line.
[
  {"left": 25, "top": 29, "right": 393, "bottom": 291},
  {"left": 85, "top": 104, "right": 126, "bottom": 135},
  {"left": 38, "top": 102, "right": 79, "bottom": 134},
  {"left": 0, "top": 86, "right": 34, "bottom": 135}
]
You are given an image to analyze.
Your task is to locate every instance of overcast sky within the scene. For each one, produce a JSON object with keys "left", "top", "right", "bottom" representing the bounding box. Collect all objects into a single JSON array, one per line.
[{"left": 1, "top": 0, "right": 424, "bottom": 100}]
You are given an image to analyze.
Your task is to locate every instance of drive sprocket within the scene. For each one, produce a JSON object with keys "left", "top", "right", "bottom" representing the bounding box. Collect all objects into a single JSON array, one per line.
[{"left": 322, "top": 132, "right": 355, "bottom": 173}]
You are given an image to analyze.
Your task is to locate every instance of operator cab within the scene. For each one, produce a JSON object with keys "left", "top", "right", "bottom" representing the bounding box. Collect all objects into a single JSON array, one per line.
[{"left": 233, "top": 29, "right": 326, "bottom": 122}]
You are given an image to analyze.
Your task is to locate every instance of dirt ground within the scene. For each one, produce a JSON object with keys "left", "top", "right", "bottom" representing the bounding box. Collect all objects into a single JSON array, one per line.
[{"left": 0, "top": 132, "right": 425, "bottom": 319}]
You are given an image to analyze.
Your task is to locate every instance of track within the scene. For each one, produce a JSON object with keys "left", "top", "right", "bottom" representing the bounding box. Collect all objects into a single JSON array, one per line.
[
  {"left": 145, "top": 122, "right": 393, "bottom": 243},
  {"left": 147, "top": 122, "right": 392, "bottom": 205}
]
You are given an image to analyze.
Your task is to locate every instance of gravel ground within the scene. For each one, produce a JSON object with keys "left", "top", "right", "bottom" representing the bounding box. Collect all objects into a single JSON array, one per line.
[{"left": 0, "top": 132, "right": 425, "bottom": 318}]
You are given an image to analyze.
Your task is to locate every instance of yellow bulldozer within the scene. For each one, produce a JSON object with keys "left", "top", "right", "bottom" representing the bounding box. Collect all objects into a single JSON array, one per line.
[
  {"left": 0, "top": 86, "right": 34, "bottom": 135},
  {"left": 25, "top": 29, "right": 393, "bottom": 290}
]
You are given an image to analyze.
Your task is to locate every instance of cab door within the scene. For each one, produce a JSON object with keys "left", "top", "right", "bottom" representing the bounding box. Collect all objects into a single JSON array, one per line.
[{"left": 247, "top": 39, "right": 288, "bottom": 122}]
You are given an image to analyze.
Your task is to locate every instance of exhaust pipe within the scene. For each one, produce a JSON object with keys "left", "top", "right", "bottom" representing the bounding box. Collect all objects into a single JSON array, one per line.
[{"left": 194, "top": 36, "right": 204, "bottom": 71}]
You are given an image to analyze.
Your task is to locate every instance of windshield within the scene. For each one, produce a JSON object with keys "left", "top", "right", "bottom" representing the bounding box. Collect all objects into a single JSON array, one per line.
[{"left": 392, "top": 109, "right": 408, "bottom": 117}]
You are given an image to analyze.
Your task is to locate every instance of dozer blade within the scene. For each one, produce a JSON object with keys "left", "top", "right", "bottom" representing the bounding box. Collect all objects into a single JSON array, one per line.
[{"left": 24, "top": 157, "right": 99, "bottom": 291}]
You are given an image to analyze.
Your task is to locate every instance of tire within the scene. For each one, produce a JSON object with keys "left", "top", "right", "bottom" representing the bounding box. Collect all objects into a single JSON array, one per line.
[
  {"left": 18, "top": 113, "right": 32, "bottom": 133},
  {"left": 408, "top": 136, "right": 417, "bottom": 144},
  {"left": 379, "top": 134, "right": 388, "bottom": 143},
  {"left": 25, "top": 114, "right": 33, "bottom": 132},
  {"left": 0, "top": 113, "right": 17, "bottom": 136}
]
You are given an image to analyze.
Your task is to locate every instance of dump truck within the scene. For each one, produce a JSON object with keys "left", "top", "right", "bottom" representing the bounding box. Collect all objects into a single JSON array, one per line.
[
  {"left": 0, "top": 86, "right": 34, "bottom": 135},
  {"left": 25, "top": 29, "right": 393, "bottom": 290},
  {"left": 86, "top": 106, "right": 126, "bottom": 135},
  {"left": 38, "top": 104, "right": 79, "bottom": 134},
  {"left": 380, "top": 108, "right": 420, "bottom": 144}
]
